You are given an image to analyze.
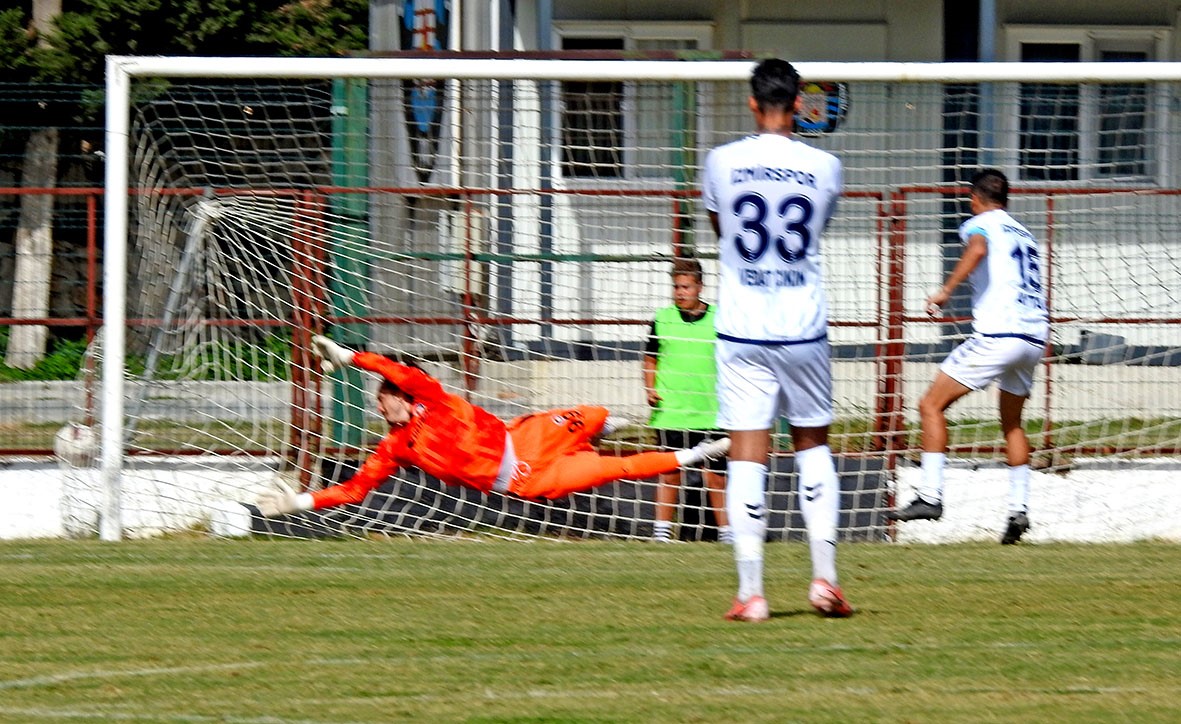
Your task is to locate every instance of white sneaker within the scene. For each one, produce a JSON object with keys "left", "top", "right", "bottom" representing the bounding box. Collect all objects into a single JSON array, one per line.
[
  {"left": 808, "top": 578, "right": 853, "bottom": 618},
  {"left": 724, "top": 595, "right": 769, "bottom": 622},
  {"left": 674, "top": 437, "right": 731, "bottom": 467},
  {"left": 695, "top": 436, "right": 731, "bottom": 461},
  {"left": 600, "top": 416, "right": 631, "bottom": 436}
]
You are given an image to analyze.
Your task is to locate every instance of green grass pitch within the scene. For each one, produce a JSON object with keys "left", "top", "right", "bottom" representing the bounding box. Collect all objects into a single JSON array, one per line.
[{"left": 1, "top": 539, "right": 1179, "bottom": 722}]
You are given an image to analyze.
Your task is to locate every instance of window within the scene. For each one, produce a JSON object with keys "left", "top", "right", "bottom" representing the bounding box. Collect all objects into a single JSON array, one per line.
[
  {"left": 553, "top": 22, "right": 712, "bottom": 180},
  {"left": 1018, "top": 42, "right": 1081, "bottom": 181},
  {"left": 559, "top": 37, "right": 625, "bottom": 178},
  {"left": 1096, "top": 49, "right": 1150, "bottom": 177},
  {"left": 1004, "top": 26, "right": 1170, "bottom": 182}
]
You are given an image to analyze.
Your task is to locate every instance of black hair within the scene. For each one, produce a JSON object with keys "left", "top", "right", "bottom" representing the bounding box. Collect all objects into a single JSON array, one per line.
[
  {"left": 377, "top": 378, "right": 405, "bottom": 398},
  {"left": 971, "top": 168, "right": 1009, "bottom": 206},
  {"left": 376, "top": 355, "right": 424, "bottom": 399},
  {"left": 750, "top": 58, "right": 801, "bottom": 113}
]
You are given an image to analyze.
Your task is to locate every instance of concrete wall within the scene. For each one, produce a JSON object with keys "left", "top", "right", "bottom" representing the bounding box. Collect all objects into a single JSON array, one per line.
[{"left": 4, "top": 456, "right": 1178, "bottom": 543}]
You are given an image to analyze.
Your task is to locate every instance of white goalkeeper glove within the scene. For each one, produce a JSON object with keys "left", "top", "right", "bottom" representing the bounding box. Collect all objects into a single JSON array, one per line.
[
  {"left": 311, "top": 334, "right": 356, "bottom": 374},
  {"left": 255, "top": 479, "right": 314, "bottom": 517}
]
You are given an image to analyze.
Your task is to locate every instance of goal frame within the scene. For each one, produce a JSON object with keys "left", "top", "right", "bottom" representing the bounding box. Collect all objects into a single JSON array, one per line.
[{"left": 102, "top": 55, "right": 1181, "bottom": 541}]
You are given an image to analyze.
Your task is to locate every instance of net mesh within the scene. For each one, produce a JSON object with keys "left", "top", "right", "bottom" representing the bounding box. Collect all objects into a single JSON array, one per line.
[{"left": 74, "top": 64, "right": 1181, "bottom": 541}]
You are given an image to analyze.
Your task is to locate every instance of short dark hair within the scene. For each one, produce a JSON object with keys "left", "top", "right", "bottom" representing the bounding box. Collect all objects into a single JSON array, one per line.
[
  {"left": 376, "top": 355, "right": 424, "bottom": 399},
  {"left": 971, "top": 168, "right": 1009, "bottom": 206},
  {"left": 750, "top": 58, "right": 801, "bottom": 113},
  {"left": 671, "top": 256, "right": 703, "bottom": 283}
]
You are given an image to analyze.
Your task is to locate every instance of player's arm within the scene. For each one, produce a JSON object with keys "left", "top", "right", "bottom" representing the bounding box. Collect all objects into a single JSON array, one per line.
[
  {"left": 702, "top": 149, "right": 721, "bottom": 237},
  {"left": 353, "top": 352, "right": 446, "bottom": 401},
  {"left": 642, "top": 321, "right": 661, "bottom": 406},
  {"left": 255, "top": 443, "right": 402, "bottom": 516},
  {"left": 926, "top": 233, "right": 988, "bottom": 315},
  {"left": 820, "top": 157, "right": 844, "bottom": 232},
  {"left": 311, "top": 334, "right": 446, "bottom": 402},
  {"left": 310, "top": 447, "right": 401, "bottom": 509},
  {"left": 642, "top": 356, "right": 661, "bottom": 407}
]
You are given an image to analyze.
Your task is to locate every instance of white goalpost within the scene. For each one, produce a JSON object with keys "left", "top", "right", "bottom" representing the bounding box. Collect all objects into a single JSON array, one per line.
[{"left": 92, "top": 55, "right": 1181, "bottom": 542}]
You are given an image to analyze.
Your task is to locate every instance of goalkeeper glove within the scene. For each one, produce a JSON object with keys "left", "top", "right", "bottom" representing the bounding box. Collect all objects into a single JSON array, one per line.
[
  {"left": 311, "top": 334, "right": 356, "bottom": 374},
  {"left": 255, "top": 478, "right": 314, "bottom": 517}
]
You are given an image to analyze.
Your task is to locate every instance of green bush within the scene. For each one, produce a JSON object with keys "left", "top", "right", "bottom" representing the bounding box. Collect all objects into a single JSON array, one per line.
[
  {"left": 0, "top": 327, "right": 292, "bottom": 382},
  {"left": 0, "top": 328, "right": 87, "bottom": 381}
]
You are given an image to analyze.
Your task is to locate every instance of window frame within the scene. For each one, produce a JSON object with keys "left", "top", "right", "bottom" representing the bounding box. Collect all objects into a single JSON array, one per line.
[
  {"left": 550, "top": 21, "right": 714, "bottom": 184},
  {"left": 1000, "top": 25, "right": 1173, "bottom": 184}
]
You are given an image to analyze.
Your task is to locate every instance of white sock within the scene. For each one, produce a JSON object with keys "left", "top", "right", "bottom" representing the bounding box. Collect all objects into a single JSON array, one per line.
[
  {"left": 727, "top": 460, "right": 767, "bottom": 601},
  {"left": 919, "top": 452, "right": 946, "bottom": 504},
  {"left": 797, "top": 445, "right": 839, "bottom": 583},
  {"left": 810, "top": 539, "right": 838, "bottom": 586},
  {"left": 717, "top": 525, "right": 734, "bottom": 544},
  {"left": 1007, "top": 464, "right": 1031, "bottom": 514},
  {"left": 653, "top": 520, "right": 673, "bottom": 540},
  {"left": 736, "top": 559, "right": 763, "bottom": 601}
]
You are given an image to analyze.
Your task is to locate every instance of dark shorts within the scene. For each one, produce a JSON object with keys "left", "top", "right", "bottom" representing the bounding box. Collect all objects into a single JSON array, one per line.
[{"left": 655, "top": 429, "right": 727, "bottom": 473}]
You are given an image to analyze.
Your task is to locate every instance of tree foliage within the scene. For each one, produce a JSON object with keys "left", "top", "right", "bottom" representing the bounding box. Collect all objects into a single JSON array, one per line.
[
  {"left": 249, "top": 0, "right": 370, "bottom": 56},
  {"left": 0, "top": 8, "right": 37, "bottom": 81},
  {"left": 0, "top": 0, "right": 370, "bottom": 142},
  {"left": 1, "top": 1, "right": 370, "bottom": 85}
]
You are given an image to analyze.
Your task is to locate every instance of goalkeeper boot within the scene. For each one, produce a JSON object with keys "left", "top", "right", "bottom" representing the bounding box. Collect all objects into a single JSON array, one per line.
[
  {"left": 724, "top": 595, "right": 769, "bottom": 622},
  {"left": 1001, "top": 512, "right": 1031, "bottom": 545},
  {"left": 809, "top": 578, "right": 854, "bottom": 618},
  {"left": 675, "top": 437, "right": 731, "bottom": 467},
  {"left": 886, "top": 497, "right": 943, "bottom": 521},
  {"left": 695, "top": 436, "right": 731, "bottom": 461},
  {"left": 600, "top": 416, "right": 632, "bottom": 437}
]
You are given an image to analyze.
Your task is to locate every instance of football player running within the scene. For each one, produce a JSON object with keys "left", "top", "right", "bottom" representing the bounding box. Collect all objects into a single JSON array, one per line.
[{"left": 887, "top": 169, "right": 1049, "bottom": 545}]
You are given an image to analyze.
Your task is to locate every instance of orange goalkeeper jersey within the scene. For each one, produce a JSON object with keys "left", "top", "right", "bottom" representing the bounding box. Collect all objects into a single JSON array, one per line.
[{"left": 310, "top": 352, "right": 508, "bottom": 509}]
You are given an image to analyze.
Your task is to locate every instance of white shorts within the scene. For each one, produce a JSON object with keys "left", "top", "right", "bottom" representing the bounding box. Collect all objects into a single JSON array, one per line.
[
  {"left": 940, "top": 335, "right": 1046, "bottom": 396},
  {"left": 716, "top": 338, "right": 833, "bottom": 430}
]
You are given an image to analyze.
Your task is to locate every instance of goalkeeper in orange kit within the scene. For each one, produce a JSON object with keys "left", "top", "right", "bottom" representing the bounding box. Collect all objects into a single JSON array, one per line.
[{"left": 256, "top": 336, "right": 730, "bottom": 517}]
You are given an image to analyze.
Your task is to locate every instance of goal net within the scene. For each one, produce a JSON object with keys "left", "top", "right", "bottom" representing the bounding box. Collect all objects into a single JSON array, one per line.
[{"left": 87, "top": 57, "right": 1181, "bottom": 542}]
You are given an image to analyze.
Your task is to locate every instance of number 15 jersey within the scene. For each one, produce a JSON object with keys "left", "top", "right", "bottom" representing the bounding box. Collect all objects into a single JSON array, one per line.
[
  {"left": 958, "top": 208, "right": 1050, "bottom": 342},
  {"left": 703, "top": 133, "right": 843, "bottom": 344}
]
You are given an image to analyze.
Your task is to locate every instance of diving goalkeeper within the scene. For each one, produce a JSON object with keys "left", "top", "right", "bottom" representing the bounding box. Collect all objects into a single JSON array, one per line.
[{"left": 256, "top": 335, "right": 730, "bottom": 517}]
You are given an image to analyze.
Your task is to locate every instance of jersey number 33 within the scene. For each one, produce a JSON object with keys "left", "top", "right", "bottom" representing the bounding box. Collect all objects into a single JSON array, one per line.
[{"left": 731, "top": 191, "right": 815, "bottom": 263}]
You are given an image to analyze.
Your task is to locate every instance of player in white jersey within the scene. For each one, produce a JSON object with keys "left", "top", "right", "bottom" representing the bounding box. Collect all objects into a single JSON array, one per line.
[
  {"left": 887, "top": 169, "right": 1050, "bottom": 545},
  {"left": 703, "top": 58, "right": 851, "bottom": 621}
]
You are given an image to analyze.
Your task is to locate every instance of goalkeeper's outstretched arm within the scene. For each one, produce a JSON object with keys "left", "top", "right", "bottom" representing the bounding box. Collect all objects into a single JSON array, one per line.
[
  {"left": 255, "top": 478, "right": 314, "bottom": 517},
  {"left": 255, "top": 445, "right": 402, "bottom": 516},
  {"left": 311, "top": 334, "right": 356, "bottom": 373},
  {"left": 255, "top": 334, "right": 406, "bottom": 517}
]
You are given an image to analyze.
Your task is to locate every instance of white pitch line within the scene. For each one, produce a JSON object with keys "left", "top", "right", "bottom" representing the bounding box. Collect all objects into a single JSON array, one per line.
[
  {"left": 0, "top": 703, "right": 333, "bottom": 722},
  {"left": 0, "top": 661, "right": 269, "bottom": 691},
  {"left": 0, "top": 641, "right": 1032, "bottom": 695},
  {"left": 0, "top": 706, "right": 365, "bottom": 724}
]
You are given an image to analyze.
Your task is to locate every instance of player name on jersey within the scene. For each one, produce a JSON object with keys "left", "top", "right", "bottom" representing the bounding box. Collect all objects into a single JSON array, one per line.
[
  {"left": 1002, "top": 223, "right": 1036, "bottom": 242},
  {"left": 742, "top": 268, "right": 806, "bottom": 288},
  {"left": 730, "top": 165, "right": 818, "bottom": 188}
]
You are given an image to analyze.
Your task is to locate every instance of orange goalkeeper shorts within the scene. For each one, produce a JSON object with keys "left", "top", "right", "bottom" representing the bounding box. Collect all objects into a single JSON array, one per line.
[{"left": 506, "top": 406, "right": 680, "bottom": 500}]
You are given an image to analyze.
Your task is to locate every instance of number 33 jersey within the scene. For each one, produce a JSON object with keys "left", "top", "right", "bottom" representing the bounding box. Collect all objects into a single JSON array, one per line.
[{"left": 703, "top": 133, "right": 843, "bottom": 344}]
